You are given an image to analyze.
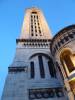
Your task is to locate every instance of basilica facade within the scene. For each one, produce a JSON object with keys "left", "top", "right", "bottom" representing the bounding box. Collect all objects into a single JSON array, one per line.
[{"left": 1, "top": 7, "right": 75, "bottom": 100}]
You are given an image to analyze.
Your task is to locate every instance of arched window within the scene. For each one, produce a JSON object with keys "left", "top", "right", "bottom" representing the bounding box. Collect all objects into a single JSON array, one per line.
[
  {"left": 30, "top": 61, "right": 35, "bottom": 78},
  {"left": 30, "top": 53, "right": 53, "bottom": 79},
  {"left": 38, "top": 55, "right": 45, "bottom": 78},
  {"left": 48, "top": 59, "right": 56, "bottom": 78},
  {"left": 60, "top": 50, "right": 75, "bottom": 74}
]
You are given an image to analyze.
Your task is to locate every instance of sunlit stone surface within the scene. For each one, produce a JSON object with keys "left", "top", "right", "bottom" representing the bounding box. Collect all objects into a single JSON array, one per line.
[{"left": 1, "top": 7, "right": 70, "bottom": 100}]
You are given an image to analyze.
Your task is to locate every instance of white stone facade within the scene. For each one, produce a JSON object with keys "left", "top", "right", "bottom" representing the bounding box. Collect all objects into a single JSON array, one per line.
[{"left": 1, "top": 7, "right": 69, "bottom": 100}]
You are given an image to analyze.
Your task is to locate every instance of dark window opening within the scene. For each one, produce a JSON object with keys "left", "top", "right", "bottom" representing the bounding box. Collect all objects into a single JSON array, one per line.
[
  {"left": 34, "top": 20, "right": 36, "bottom": 22},
  {"left": 60, "top": 39, "right": 64, "bottom": 44},
  {"left": 37, "top": 16, "right": 38, "bottom": 19},
  {"left": 48, "top": 59, "right": 56, "bottom": 78},
  {"left": 64, "top": 36, "right": 69, "bottom": 41},
  {"left": 40, "top": 34, "right": 42, "bottom": 36},
  {"left": 35, "top": 26, "right": 36, "bottom": 28},
  {"left": 30, "top": 62, "right": 35, "bottom": 78},
  {"left": 39, "top": 30, "right": 41, "bottom": 33},
  {"left": 38, "top": 23, "right": 39, "bottom": 25},
  {"left": 36, "top": 34, "right": 38, "bottom": 36},
  {"left": 58, "top": 42, "right": 61, "bottom": 47},
  {"left": 31, "top": 18, "right": 33, "bottom": 21},
  {"left": 34, "top": 16, "right": 35, "bottom": 18},
  {"left": 35, "top": 30, "right": 37, "bottom": 32},
  {"left": 31, "top": 15, "right": 33, "bottom": 18},
  {"left": 31, "top": 25, "right": 33, "bottom": 28},
  {"left": 69, "top": 34, "right": 74, "bottom": 39},
  {"left": 31, "top": 33, "right": 34, "bottom": 36},
  {"left": 31, "top": 29, "right": 33, "bottom": 32},
  {"left": 55, "top": 45, "right": 58, "bottom": 50},
  {"left": 32, "top": 12, "right": 37, "bottom": 14},
  {"left": 38, "top": 55, "right": 45, "bottom": 78}
]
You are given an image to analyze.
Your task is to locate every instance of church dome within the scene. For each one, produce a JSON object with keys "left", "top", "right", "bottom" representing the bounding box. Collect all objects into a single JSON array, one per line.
[{"left": 50, "top": 24, "right": 75, "bottom": 56}]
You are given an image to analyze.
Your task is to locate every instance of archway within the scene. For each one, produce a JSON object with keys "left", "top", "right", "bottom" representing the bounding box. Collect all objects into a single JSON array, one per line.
[{"left": 60, "top": 49, "right": 75, "bottom": 75}]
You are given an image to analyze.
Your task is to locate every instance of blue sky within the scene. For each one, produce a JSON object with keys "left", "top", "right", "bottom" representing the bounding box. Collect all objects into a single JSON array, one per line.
[{"left": 0, "top": 0, "right": 75, "bottom": 98}]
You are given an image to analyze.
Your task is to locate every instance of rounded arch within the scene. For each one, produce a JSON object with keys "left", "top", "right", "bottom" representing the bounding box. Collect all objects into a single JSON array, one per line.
[
  {"left": 60, "top": 49, "right": 72, "bottom": 61},
  {"left": 59, "top": 47, "right": 75, "bottom": 57},
  {"left": 60, "top": 48, "right": 75, "bottom": 75},
  {"left": 29, "top": 53, "right": 51, "bottom": 60}
]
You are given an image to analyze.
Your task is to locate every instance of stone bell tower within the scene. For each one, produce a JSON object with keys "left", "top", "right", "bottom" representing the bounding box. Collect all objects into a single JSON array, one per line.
[{"left": 1, "top": 7, "right": 68, "bottom": 100}]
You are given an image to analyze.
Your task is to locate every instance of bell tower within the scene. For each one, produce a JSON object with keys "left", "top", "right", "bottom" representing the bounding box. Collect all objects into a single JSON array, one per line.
[
  {"left": 20, "top": 7, "right": 52, "bottom": 39},
  {"left": 1, "top": 7, "right": 68, "bottom": 100}
]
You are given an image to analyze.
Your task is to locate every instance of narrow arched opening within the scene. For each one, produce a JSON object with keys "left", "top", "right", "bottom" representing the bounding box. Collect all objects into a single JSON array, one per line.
[
  {"left": 60, "top": 49, "right": 75, "bottom": 75},
  {"left": 29, "top": 53, "right": 56, "bottom": 79}
]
